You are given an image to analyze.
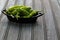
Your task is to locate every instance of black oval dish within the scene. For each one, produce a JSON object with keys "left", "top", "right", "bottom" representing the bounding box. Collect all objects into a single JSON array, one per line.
[{"left": 2, "top": 9, "right": 44, "bottom": 23}]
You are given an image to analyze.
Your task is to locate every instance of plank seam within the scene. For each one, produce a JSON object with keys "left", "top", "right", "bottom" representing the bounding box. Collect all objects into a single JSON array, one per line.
[
  {"left": 32, "top": 0, "right": 35, "bottom": 9},
  {"left": 40, "top": 0, "right": 48, "bottom": 40},
  {"left": 56, "top": 0, "right": 60, "bottom": 6},
  {"left": 49, "top": 0, "right": 60, "bottom": 40},
  {"left": 42, "top": 16, "right": 48, "bottom": 40},
  {"left": 31, "top": 26, "right": 34, "bottom": 40},
  {"left": 2, "top": 22, "right": 11, "bottom": 40},
  {"left": 17, "top": 24, "right": 22, "bottom": 40}
]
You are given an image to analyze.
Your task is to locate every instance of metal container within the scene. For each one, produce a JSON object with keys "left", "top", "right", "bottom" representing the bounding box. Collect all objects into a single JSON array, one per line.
[{"left": 2, "top": 9, "right": 44, "bottom": 23}]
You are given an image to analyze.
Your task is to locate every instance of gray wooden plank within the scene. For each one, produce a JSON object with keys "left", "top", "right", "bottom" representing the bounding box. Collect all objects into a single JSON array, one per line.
[
  {"left": 15, "top": 0, "right": 24, "bottom": 5},
  {"left": 2, "top": 22, "right": 11, "bottom": 40},
  {"left": 16, "top": 0, "right": 26, "bottom": 5},
  {"left": 40, "top": 0, "right": 47, "bottom": 40},
  {"left": 17, "top": 24, "right": 22, "bottom": 40},
  {"left": 0, "top": 22, "right": 10, "bottom": 40},
  {"left": 49, "top": 0, "right": 60, "bottom": 40},
  {"left": 7, "top": 23, "right": 19, "bottom": 40},
  {"left": 19, "top": 24, "right": 31, "bottom": 40},
  {"left": 25, "top": 0, "right": 32, "bottom": 7},
  {"left": 23, "top": 0, "right": 26, "bottom": 5},
  {"left": 0, "top": 22, "right": 7, "bottom": 40},
  {"left": 31, "top": 17, "right": 44, "bottom": 40},
  {"left": 0, "top": 15, "right": 8, "bottom": 23},
  {"left": 6, "top": 0, "right": 17, "bottom": 9},
  {"left": 41, "top": 0, "right": 58, "bottom": 40},
  {"left": 31, "top": 0, "right": 44, "bottom": 40},
  {"left": 0, "top": 15, "right": 10, "bottom": 40},
  {"left": 57, "top": 0, "right": 60, "bottom": 6},
  {"left": 33, "top": 0, "right": 42, "bottom": 11}
]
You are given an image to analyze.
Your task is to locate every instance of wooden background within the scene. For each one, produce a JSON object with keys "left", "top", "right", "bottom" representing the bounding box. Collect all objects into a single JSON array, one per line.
[{"left": 0, "top": 0, "right": 60, "bottom": 40}]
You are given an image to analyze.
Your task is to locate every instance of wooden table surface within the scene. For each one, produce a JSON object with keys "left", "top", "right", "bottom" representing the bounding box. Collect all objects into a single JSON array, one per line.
[{"left": 0, "top": 0, "right": 60, "bottom": 40}]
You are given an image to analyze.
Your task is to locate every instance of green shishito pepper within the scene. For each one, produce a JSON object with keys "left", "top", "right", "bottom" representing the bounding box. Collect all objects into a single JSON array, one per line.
[
  {"left": 7, "top": 5, "right": 22, "bottom": 12},
  {"left": 6, "top": 5, "right": 38, "bottom": 19},
  {"left": 20, "top": 6, "right": 31, "bottom": 12},
  {"left": 23, "top": 10, "right": 37, "bottom": 18}
]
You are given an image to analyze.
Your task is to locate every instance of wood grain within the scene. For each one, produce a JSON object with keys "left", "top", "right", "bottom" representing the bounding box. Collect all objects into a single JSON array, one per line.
[
  {"left": 6, "top": 23, "right": 19, "bottom": 40},
  {"left": 0, "top": 0, "right": 60, "bottom": 40},
  {"left": 31, "top": 0, "right": 44, "bottom": 40},
  {"left": 41, "top": 0, "right": 58, "bottom": 40},
  {"left": 49, "top": 0, "right": 60, "bottom": 40}
]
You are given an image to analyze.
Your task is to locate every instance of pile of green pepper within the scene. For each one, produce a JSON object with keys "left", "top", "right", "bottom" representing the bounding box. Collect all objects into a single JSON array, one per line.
[{"left": 6, "top": 5, "right": 38, "bottom": 19}]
